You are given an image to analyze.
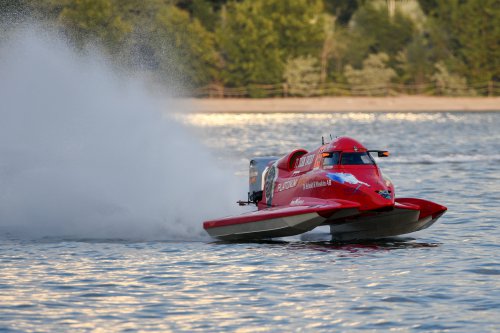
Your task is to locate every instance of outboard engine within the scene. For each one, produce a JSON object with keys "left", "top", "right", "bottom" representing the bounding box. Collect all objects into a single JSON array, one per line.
[{"left": 247, "top": 157, "right": 278, "bottom": 204}]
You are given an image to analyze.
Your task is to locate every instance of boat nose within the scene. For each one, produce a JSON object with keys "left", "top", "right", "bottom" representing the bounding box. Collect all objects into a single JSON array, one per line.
[
  {"left": 353, "top": 179, "right": 394, "bottom": 210},
  {"left": 367, "top": 184, "right": 395, "bottom": 208}
]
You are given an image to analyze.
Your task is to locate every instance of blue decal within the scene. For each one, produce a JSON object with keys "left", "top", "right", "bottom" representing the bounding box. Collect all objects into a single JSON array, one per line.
[
  {"left": 327, "top": 173, "right": 370, "bottom": 187},
  {"left": 327, "top": 173, "right": 346, "bottom": 184}
]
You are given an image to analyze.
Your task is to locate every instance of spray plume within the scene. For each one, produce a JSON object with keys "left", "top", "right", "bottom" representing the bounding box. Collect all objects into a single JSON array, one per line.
[{"left": 0, "top": 27, "right": 242, "bottom": 241}]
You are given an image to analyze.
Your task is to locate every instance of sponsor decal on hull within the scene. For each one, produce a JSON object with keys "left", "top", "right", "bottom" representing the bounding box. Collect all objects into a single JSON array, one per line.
[
  {"left": 290, "top": 198, "right": 305, "bottom": 206},
  {"left": 296, "top": 154, "right": 315, "bottom": 168},
  {"left": 326, "top": 172, "right": 370, "bottom": 187},
  {"left": 276, "top": 178, "right": 299, "bottom": 192},
  {"left": 303, "top": 179, "right": 332, "bottom": 190},
  {"left": 264, "top": 163, "right": 278, "bottom": 206}
]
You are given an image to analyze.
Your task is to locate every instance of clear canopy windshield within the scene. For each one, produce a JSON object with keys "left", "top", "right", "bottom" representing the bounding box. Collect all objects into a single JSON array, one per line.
[
  {"left": 323, "top": 152, "right": 340, "bottom": 167},
  {"left": 340, "top": 152, "right": 375, "bottom": 165}
]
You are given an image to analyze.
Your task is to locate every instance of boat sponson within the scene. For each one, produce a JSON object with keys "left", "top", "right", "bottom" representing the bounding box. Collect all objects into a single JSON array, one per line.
[
  {"left": 205, "top": 212, "right": 327, "bottom": 240},
  {"left": 203, "top": 200, "right": 360, "bottom": 240},
  {"left": 329, "top": 198, "right": 447, "bottom": 241}
]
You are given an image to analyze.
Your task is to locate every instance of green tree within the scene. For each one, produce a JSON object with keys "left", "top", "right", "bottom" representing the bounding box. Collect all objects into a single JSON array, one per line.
[
  {"left": 216, "top": 1, "right": 283, "bottom": 88},
  {"left": 344, "top": 53, "right": 396, "bottom": 95},
  {"left": 152, "top": 5, "right": 220, "bottom": 88},
  {"left": 57, "top": 0, "right": 132, "bottom": 50},
  {"left": 284, "top": 56, "right": 321, "bottom": 96},
  {"left": 453, "top": 0, "right": 499, "bottom": 83},
  {"left": 416, "top": 0, "right": 438, "bottom": 16},
  {"left": 344, "top": 2, "right": 415, "bottom": 68},
  {"left": 113, "top": 0, "right": 177, "bottom": 71},
  {"left": 320, "top": 14, "right": 336, "bottom": 83},
  {"left": 396, "top": 35, "right": 434, "bottom": 87},
  {"left": 323, "top": 0, "right": 360, "bottom": 26},
  {"left": 176, "top": 0, "right": 220, "bottom": 31},
  {"left": 424, "top": 0, "right": 499, "bottom": 85},
  {"left": 431, "top": 62, "right": 476, "bottom": 96},
  {"left": 265, "top": 0, "right": 325, "bottom": 59},
  {"left": 216, "top": 0, "right": 324, "bottom": 89}
]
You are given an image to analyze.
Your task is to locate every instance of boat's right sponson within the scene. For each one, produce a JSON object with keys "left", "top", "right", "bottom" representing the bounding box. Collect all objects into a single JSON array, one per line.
[{"left": 328, "top": 198, "right": 447, "bottom": 241}]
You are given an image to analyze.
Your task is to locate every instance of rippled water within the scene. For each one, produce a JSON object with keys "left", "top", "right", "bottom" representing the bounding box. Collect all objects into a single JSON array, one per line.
[{"left": 2, "top": 112, "right": 499, "bottom": 332}]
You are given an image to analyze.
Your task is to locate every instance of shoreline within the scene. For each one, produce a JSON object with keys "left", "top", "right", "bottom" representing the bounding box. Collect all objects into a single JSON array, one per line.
[{"left": 186, "top": 96, "right": 500, "bottom": 112}]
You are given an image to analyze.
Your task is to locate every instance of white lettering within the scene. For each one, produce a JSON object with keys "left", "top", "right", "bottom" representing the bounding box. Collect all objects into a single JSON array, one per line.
[
  {"left": 276, "top": 178, "right": 298, "bottom": 192},
  {"left": 303, "top": 179, "right": 332, "bottom": 190},
  {"left": 297, "top": 154, "right": 315, "bottom": 168},
  {"left": 290, "top": 198, "right": 305, "bottom": 206}
]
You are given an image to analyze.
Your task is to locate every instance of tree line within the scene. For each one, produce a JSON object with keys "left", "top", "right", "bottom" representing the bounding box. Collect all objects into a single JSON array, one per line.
[{"left": 2, "top": 0, "right": 499, "bottom": 97}]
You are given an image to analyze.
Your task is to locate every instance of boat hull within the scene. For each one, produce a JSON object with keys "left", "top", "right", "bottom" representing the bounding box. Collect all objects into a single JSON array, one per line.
[
  {"left": 205, "top": 212, "right": 326, "bottom": 241},
  {"left": 329, "top": 208, "right": 444, "bottom": 241},
  {"left": 203, "top": 198, "right": 446, "bottom": 241}
]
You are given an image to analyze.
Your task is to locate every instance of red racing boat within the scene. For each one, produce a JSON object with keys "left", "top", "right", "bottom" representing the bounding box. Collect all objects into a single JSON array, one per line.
[{"left": 203, "top": 136, "right": 446, "bottom": 241}]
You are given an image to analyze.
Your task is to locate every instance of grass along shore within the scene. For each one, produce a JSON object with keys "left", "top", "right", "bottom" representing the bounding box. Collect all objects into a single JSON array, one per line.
[{"left": 187, "top": 96, "right": 500, "bottom": 113}]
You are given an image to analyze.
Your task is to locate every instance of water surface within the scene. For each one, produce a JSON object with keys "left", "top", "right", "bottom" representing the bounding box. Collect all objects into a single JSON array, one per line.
[{"left": 1, "top": 112, "right": 499, "bottom": 332}]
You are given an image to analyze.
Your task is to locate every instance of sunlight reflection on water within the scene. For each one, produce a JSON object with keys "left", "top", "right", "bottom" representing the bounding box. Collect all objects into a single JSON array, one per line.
[{"left": 176, "top": 111, "right": 461, "bottom": 127}]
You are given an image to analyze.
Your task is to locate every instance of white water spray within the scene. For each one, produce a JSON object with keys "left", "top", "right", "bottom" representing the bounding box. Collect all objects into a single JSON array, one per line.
[{"left": 0, "top": 28, "right": 241, "bottom": 240}]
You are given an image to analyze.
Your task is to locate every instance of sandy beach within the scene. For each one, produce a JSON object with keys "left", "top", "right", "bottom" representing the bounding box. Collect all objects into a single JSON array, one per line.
[{"left": 188, "top": 96, "right": 500, "bottom": 112}]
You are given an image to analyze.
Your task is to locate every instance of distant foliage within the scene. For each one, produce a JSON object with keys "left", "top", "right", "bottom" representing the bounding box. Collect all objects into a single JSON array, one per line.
[
  {"left": 344, "top": 2, "right": 416, "bottom": 68},
  {"left": 344, "top": 53, "right": 396, "bottom": 95},
  {"left": 284, "top": 56, "right": 321, "bottom": 97},
  {"left": 424, "top": 0, "right": 500, "bottom": 85},
  {"left": 216, "top": 0, "right": 284, "bottom": 88},
  {"left": 396, "top": 34, "right": 434, "bottom": 88},
  {"left": 5, "top": 0, "right": 497, "bottom": 96},
  {"left": 431, "top": 62, "right": 476, "bottom": 96},
  {"left": 49, "top": 0, "right": 132, "bottom": 49},
  {"left": 216, "top": 0, "right": 325, "bottom": 90},
  {"left": 152, "top": 5, "right": 219, "bottom": 88}
]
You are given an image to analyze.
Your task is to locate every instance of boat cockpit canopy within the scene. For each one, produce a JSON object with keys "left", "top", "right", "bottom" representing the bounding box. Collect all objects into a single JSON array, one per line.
[{"left": 323, "top": 151, "right": 376, "bottom": 167}]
